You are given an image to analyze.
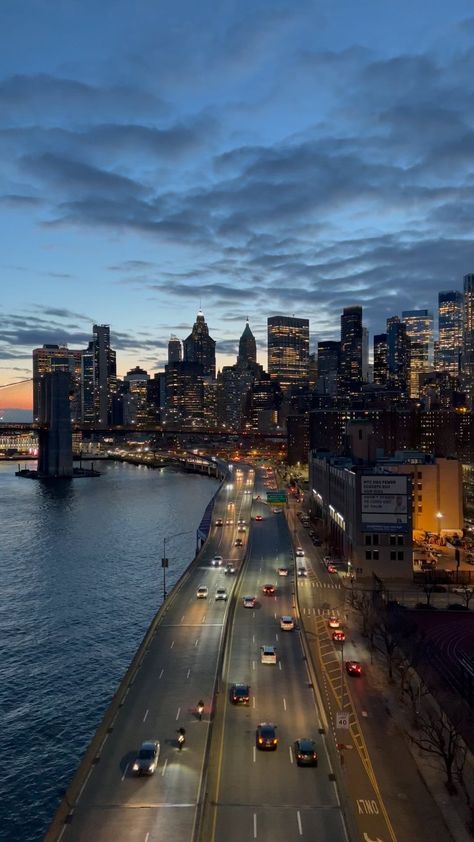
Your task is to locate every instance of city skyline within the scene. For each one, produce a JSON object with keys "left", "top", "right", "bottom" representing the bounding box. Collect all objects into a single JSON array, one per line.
[{"left": 1, "top": 1, "right": 474, "bottom": 414}]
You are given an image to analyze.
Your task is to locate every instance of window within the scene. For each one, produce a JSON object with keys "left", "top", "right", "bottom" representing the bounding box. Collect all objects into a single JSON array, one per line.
[
  {"left": 397, "top": 551, "right": 404, "bottom": 560},
  {"left": 389, "top": 535, "right": 396, "bottom": 545},
  {"left": 365, "top": 550, "right": 372, "bottom": 560},
  {"left": 417, "top": 472, "right": 422, "bottom": 479},
  {"left": 365, "top": 535, "right": 371, "bottom": 546},
  {"left": 397, "top": 536, "right": 404, "bottom": 546},
  {"left": 418, "top": 506, "right": 422, "bottom": 513},
  {"left": 417, "top": 483, "right": 422, "bottom": 491},
  {"left": 373, "top": 550, "right": 379, "bottom": 560},
  {"left": 390, "top": 551, "right": 396, "bottom": 560},
  {"left": 418, "top": 495, "right": 422, "bottom": 502},
  {"left": 373, "top": 535, "right": 379, "bottom": 546}
]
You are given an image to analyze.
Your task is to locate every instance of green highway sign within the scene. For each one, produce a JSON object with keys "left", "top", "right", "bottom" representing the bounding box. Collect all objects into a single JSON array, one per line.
[{"left": 266, "top": 490, "right": 287, "bottom": 504}]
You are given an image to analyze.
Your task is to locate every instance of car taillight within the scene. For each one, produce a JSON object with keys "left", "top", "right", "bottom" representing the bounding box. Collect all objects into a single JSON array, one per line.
[{"left": 258, "top": 737, "right": 263, "bottom": 744}]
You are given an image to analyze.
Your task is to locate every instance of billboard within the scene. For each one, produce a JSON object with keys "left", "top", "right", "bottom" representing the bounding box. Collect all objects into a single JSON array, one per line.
[{"left": 361, "top": 475, "right": 409, "bottom": 532}]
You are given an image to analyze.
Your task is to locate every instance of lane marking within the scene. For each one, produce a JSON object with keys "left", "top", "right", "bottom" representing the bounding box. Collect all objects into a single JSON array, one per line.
[
  {"left": 252, "top": 634, "right": 255, "bottom": 644},
  {"left": 121, "top": 762, "right": 129, "bottom": 782},
  {"left": 170, "top": 641, "right": 174, "bottom": 649},
  {"left": 252, "top": 697, "right": 256, "bottom": 709},
  {"left": 187, "top": 668, "right": 191, "bottom": 679},
  {"left": 252, "top": 660, "right": 256, "bottom": 671},
  {"left": 181, "top": 615, "right": 185, "bottom": 623},
  {"left": 297, "top": 810, "right": 303, "bottom": 835},
  {"left": 161, "top": 758, "right": 168, "bottom": 777},
  {"left": 289, "top": 745, "right": 293, "bottom": 764},
  {"left": 275, "top": 633, "right": 279, "bottom": 641},
  {"left": 194, "top": 638, "right": 199, "bottom": 647},
  {"left": 159, "top": 668, "right": 164, "bottom": 679},
  {"left": 145, "top": 833, "right": 149, "bottom": 842},
  {"left": 176, "top": 707, "right": 181, "bottom": 720},
  {"left": 143, "top": 709, "right": 149, "bottom": 722},
  {"left": 283, "top": 697, "right": 287, "bottom": 711},
  {"left": 253, "top": 746, "right": 256, "bottom": 763},
  {"left": 253, "top": 812, "right": 257, "bottom": 838},
  {"left": 201, "top": 615, "right": 206, "bottom": 623},
  {"left": 278, "top": 661, "right": 282, "bottom": 671}
]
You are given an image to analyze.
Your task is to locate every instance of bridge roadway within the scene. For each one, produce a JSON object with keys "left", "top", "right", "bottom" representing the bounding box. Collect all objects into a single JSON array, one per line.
[{"left": 57, "top": 466, "right": 254, "bottom": 842}]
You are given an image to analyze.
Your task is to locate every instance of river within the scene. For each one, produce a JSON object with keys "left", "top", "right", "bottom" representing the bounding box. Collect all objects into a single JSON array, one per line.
[{"left": 0, "top": 460, "right": 218, "bottom": 841}]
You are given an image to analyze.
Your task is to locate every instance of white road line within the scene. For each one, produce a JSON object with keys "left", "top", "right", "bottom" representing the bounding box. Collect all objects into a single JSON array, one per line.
[
  {"left": 161, "top": 758, "right": 168, "bottom": 776},
  {"left": 278, "top": 661, "right": 282, "bottom": 671},
  {"left": 181, "top": 615, "right": 185, "bottom": 623},
  {"left": 253, "top": 812, "right": 257, "bottom": 837},
  {"left": 194, "top": 638, "right": 199, "bottom": 647},
  {"left": 121, "top": 762, "right": 129, "bottom": 782},
  {"left": 252, "top": 660, "right": 256, "bottom": 671},
  {"left": 252, "top": 697, "right": 256, "bottom": 709},
  {"left": 145, "top": 833, "right": 150, "bottom": 842},
  {"left": 176, "top": 707, "right": 181, "bottom": 720},
  {"left": 253, "top": 746, "right": 256, "bottom": 763},
  {"left": 170, "top": 640, "right": 174, "bottom": 649},
  {"left": 187, "top": 668, "right": 191, "bottom": 679},
  {"left": 274, "top": 611, "right": 277, "bottom": 619},
  {"left": 283, "top": 697, "right": 287, "bottom": 711},
  {"left": 143, "top": 709, "right": 149, "bottom": 722},
  {"left": 289, "top": 745, "right": 293, "bottom": 764},
  {"left": 201, "top": 615, "right": 206, "bottom": 623},
  {"left": 252, "top": 634, "right": 255, "bottom": 644},
  {"left": 297, "top": 810, "right": 303, "bottom": 835},
  {"left": 275, "top": 633, "right": 279, "bottom": 641}
]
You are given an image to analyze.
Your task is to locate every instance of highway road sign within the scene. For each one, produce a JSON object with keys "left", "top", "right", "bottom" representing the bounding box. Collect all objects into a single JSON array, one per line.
[
  {"left": 336, "top": 711, "right": 350, "bottom": 729},
  {"left": 266, "top": 490, "right": 287, "bottom": 504}
]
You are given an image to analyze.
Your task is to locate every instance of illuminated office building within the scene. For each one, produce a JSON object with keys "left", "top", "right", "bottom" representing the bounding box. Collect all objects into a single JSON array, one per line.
[
  {"left": 32, "top": 344, "right": 82, "bottom": 422},
  {"left": 373, "top": 334, "right": 388, "bottom": 386},
  {"left": 123, "top": 366, "right": 150, "bottom": 425},
  {"left": 168, "top": 335, "right": 182, "bottom": 364},
  {"left": 462, "top": 274, "right": 474, "bottom": 407},
  {"left": 339, "top": 306, "right": 363, "bottom": 392},
  {"left": 183, "top": 310, "right": 216, "bottom": 379},
  {"left": 437, "top": 291, "right": 462, "bottom": 377},
  {"left": 316, "top": 341, "right": 340, "bottom": 396},
  {"left": 238, "top": 320, "right": 257, "bottom": 367},
  {"left": 402, "top": 310, "right": 433, "bottom": 399},
  {"left": 387, "top": 316, "right": 410, "bottom": 397},
  {"left": 267, "top": 316, "right": 309, "bottom": 392}
]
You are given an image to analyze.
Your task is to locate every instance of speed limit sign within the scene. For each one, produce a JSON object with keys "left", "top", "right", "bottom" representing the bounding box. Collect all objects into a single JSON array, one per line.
[{"left": 336, "top": 711, "right": 349, "bottom": 729}]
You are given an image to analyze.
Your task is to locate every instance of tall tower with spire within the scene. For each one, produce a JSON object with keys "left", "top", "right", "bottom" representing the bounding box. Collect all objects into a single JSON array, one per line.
[
  {"left": 183, "top": 310, "right": 216, "bottom": 379},
  {"left": 238, "top": 319, "right": 257, "bottom": 367}
]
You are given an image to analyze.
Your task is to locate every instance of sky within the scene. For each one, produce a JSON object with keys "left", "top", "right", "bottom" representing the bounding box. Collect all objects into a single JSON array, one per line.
[{"left": 1, "top": 0, "right": 474, "bottom": 417}]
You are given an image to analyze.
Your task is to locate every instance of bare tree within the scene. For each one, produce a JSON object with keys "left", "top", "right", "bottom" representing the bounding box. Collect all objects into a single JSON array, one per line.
[
  {"left": 410, "top": 708, "right": 465, "bottom": 794},
  {"left": 373, "top": 613, "right": 402, "bottom": 682},
  {"left": 401, "top": 670, "right": 430, "bottom": 728}
]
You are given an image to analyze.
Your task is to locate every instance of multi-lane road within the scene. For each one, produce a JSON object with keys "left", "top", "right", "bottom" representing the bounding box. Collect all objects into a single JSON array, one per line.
[{"left": 52, "top": 463, "right": 450, "bottom": 842}]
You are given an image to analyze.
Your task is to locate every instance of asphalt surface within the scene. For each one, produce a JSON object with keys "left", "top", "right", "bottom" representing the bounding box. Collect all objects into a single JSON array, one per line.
[
  {"left": 203, "top": 475, "right": 348, "bottom": 842},
  {"left": 59, "top": 467, "right": 255, "bottom": 842}
]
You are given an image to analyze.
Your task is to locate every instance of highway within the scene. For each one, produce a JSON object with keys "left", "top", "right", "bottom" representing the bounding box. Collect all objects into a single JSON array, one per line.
[
  {"left": 57, "top": 466, "right": 254, "bottom": 842},
  {"left": 203, "top": 479, "right": 348, "bottom": 842}
]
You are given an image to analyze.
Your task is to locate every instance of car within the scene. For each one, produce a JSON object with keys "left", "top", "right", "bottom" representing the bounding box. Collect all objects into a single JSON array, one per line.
[
  {"left": 215, "top": 587, "right": 228, "bottom": 601},
  {"left": 260, "top": 645, "right": 277, "bottom": 664},
  {"left": 234, "top": 538, "right": 243, "bottom": 547},
  {"left": 237, "top": 518, "right": 246, "bottom": 525},
  {"left": 327, "top": 564, "right": 337, "bottom": 574},
  {"left": 428, "top": 584, "right": 447, "bottom": 593},
  {"left": 295, "top": 547, "right": 305, "bottom": 557},
  {"left": 323, "top": 555, "right": 333, "bottom": 564},
  {"left": 238, "top": 526, "right": 246, "bottom": 533},
  {"left": 224, "top": 563, "right": 236, "bottom": 574},
  {"left": 280, "top": 615, "right": 295, "bottom": 631},
  {"left": 451, "top": 586, "right": 472, "bottom": 595},
  {"left": 272, "top": 508, "right": 281, "bottom": 514},
  {"left": 243, "top": 595, "right": 256, "bottom": 608},
  {"left": 332, "top": 630, "right": 345, "bottom": 643},
  {"left": 256, "top": 723, "right": 278, "bottom": 750},
  {"left": 132, "top": 740, "right": 160, "bottom": 775},
  {"left": 215, "top": 518, "right": 223, "bottom": 526},
  {"left": 255, "top": 514, "right": 264, "bottom": 522},
  {"left": 328, "top": 617, "right": 340, "bottom": 629},
  {"left": 312, "top": 537, "right": 322, "bottom": 546},
  {"left": 278, "top": 566, "right": 289, "bottom": 576},
  {"left": 346, "top": 660, "right": 362, "bottom": 676},
  {"left": 229, "top": 683, "right": 250, "bottom": 704},
  {"left": 211, "top": 555, "right": 223, "bottom": 567},
  {"left": 294, "top": 738, "right": 318, "bottom": 767},
  {"left": 225, "top": 518, "right": 234, "bottom": 526},
  {"left": 196, "top": 586, "right": 208, "bottom": 599},
  {"left": 262, "top": 583, "right": 276, "bottom": 595},
  {"left": 297, "top": 567, "right": 307, "bottom": 577}
]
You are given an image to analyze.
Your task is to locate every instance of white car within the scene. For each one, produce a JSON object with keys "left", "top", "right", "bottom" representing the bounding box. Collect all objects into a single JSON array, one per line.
[
  {"left": 260, "top": 645, "right": 277, "bottom": 664},
  {"left": 196, "top": 586, "right": 208, "bottom": 599},
  {"left": 243, "top": 595, "right": 256, "bottom": 608},
  {"left": 211, "top": 555, "right": 223, "bottom": 567},
  {"left": 278, "top": 566, "right": 289, "bottom": 577},
  {"left": 280, "top": 616, "right": 294, "bottom": 631},
  {"left": 215, "top": 588, "right": 228, "bottom": 601},
  {"left": 296, "top": 547, "right": 305, "bottom": 557}
]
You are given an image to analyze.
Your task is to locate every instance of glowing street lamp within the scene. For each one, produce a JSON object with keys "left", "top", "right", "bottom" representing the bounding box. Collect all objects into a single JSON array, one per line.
[{"left": 436, "top": 511, "right": 443, "bottom": 537}]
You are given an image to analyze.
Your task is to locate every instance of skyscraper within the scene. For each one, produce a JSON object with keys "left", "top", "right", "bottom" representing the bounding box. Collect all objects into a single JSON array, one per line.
[
  {"left": 462, "top": 274, "right": 474, "bottom": 406},
  {"left": 92, "top": 324, "right": 116, "bottom": 426},
  {"left": 402, "top": 310, "right": 433, "bottom": 398},
  {"left": 267, "top": 316, "right": 309, "bottom": 392},
  {"left": 32, "top": 344, "right": 82, "bottom": 422},
  {"left": 168, "top": 335, "right": 182, "bottom": 364},
  {"left": 237, "top": 320, "right": 257, "bottom": 367},
  {"left": 438, "top": 291, "right": 463, "bottom": 377},
  {"left": 316, "top": 341, "right": 340, "bottom": 396},
  {"left": 339, "top": 306, "right": 363, "bottom": 392},
  {"left": 387, "top": 316, "right": 410, "bottom": 397},
  {"left": 183, "top": 310, "right": 216, "bottom": 379},
  {"left": 373, "top": 334, "right": 388, "bottom": 386}
]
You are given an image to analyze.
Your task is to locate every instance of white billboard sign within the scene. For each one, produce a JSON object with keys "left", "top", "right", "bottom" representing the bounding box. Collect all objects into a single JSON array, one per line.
[{"left": 361, "top": 474, "right": 409, "bottom": 532}]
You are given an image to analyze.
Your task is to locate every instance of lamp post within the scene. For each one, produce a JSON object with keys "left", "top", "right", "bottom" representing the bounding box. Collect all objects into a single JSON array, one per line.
[
  {"left": 436, "top": 511, "right": 443, "bottom": 539},
  {"left": 162, "top": 530, "right": 193, "bottom": 602}
]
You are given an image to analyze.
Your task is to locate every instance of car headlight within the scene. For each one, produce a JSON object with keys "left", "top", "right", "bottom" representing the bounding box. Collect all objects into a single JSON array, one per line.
[
  {"left": 133, "top": 763, "right": 139, "bottom": 770},
  {"left": 149, "top": 763, "right": 156, "bottom": 772}
]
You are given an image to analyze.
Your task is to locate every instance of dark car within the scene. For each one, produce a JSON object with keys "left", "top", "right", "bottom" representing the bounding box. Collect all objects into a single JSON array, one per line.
[
  {"left": 346, "top": 660, "right": 362, "bottom": 676},
  {"left": 312, "top": 536, "right": 322, "bottom": 546},
  {"left": 256, "top": 723, "right": 278, "bottom": 750},
  {"left": 332, "top": 630, "right": 345, "bottom": 643},
  {"left": 297, "top": 567, "right": 307, "bottom": 577},
  {"left": 230, "top": 683, "right": 250, "bottom": 705},
  {"left": 132, "top": 740, "right": 160, "bottom": 775},
  {"left": 255, "top": 514, "right": 264, "bottom": 522},
  {"left": 234, "top": 538, "right": 243, "bottom": 547},
  {"left": 294, "top": 738, "right": 318, "bottom": 766},
  {"left": 262, "top": 583, "right": 276, "bottom": 595}
]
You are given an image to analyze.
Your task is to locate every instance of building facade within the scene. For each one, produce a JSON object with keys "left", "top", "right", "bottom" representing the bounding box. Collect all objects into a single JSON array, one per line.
[
  {"left": 438, "top": 291, "right": 463, "bottom": 377},
  {"left": 183, "top": 310, "right": 216, "bottom": 379},
  {"left": 267, "top": 315, "right": 309, "bottom": 392}
]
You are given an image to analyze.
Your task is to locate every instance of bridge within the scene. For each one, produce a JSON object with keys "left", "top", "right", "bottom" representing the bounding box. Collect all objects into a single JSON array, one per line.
[
  {"left": 45, "top": 464, "right": 409, "bottom": 842},
  {"left": 0, "top": 421, "right": 286, "bottom": 440}
]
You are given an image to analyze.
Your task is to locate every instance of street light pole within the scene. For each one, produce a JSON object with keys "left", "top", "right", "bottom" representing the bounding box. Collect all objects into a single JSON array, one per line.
[
  {"left": 161, "top": 529, "right": 193, "bottom": 603},
  {"left": 340, "top": 639, "right": 344, "bottom": 707}
]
